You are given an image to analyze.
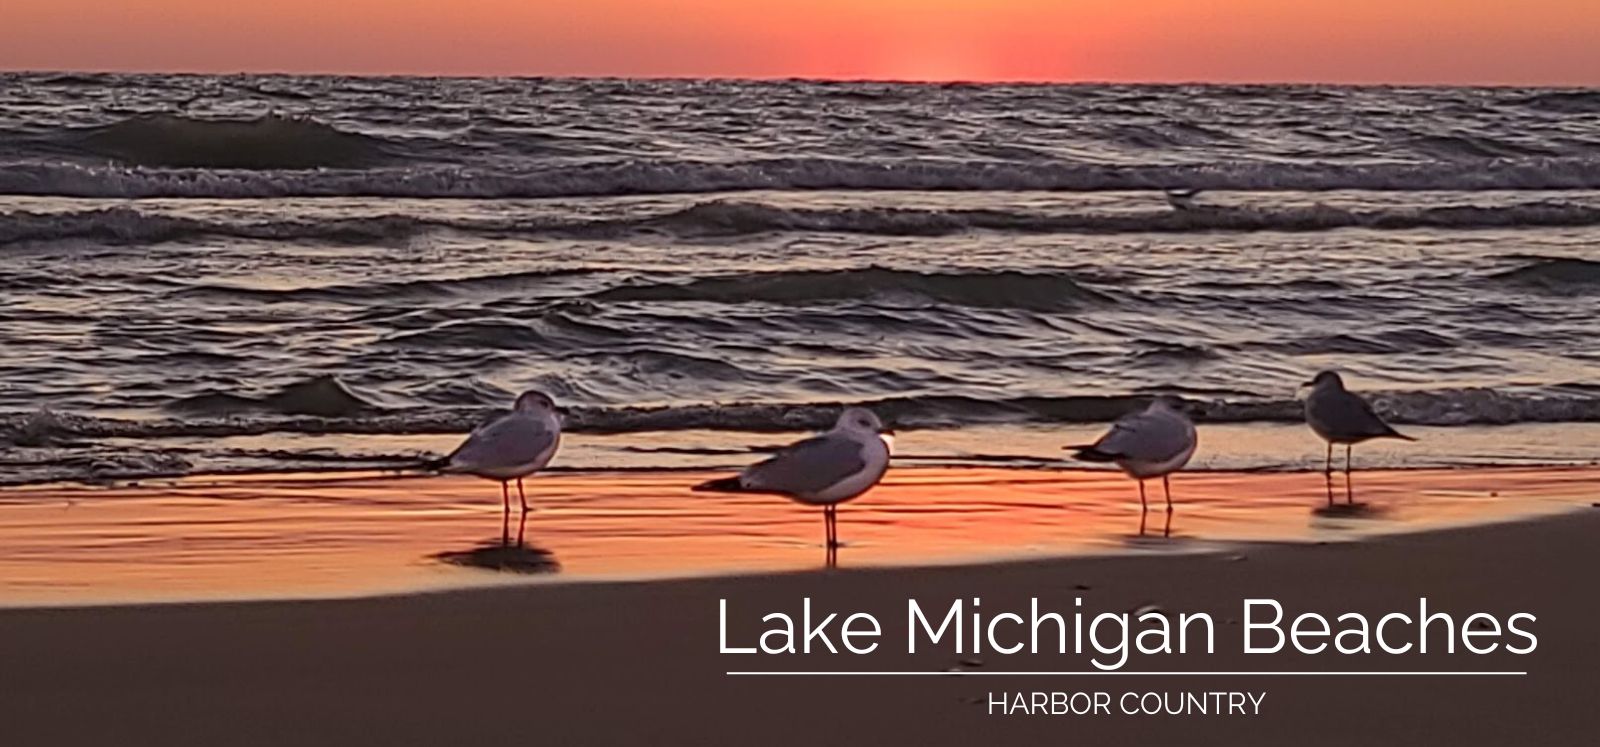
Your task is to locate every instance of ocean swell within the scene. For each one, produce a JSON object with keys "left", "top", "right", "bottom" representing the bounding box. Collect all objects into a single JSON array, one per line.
[
  {"left": 587, "top": 268, "right": 1115, "bottom": 311},
  {"left": 165, "top": 376, "right": 383, "bottom": 417},
  {"left": 70, "top": 113, "right": 389, "bottom": 169},
  {"left": 1490, "top": 257, "right": 1600, "bottom": 293}
]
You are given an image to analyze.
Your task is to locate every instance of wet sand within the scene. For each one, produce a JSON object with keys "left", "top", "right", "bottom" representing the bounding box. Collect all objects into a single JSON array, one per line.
[
  {"left": 1, "top": 466, "right": 1597, "bottom": 604},
  {"left": 0, "top": 502, "right": 1596, "bottom": 745}
]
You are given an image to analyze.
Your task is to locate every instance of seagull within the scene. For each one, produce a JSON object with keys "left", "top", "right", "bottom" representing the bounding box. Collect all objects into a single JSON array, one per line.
[
  {"left": 693, "top": 407, "right": 893, "bottom": 561},
  {"left": 1303, "top": 371, "right": 1415, "bottom": 484},
  {"left": 1066, "top": 396, "right": 1198, "bottom": 536},
  {"left": 1164, "top": 188, "right": 1203, "bottom": 210},
  {"left": 435, "top": 390, "right": 563, "bottom": 545}
]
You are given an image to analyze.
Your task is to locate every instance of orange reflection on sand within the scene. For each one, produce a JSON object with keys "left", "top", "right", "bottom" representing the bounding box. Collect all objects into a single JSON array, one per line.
[{"left": 0, "top": 466, "right": 1595, "bottom": 605}]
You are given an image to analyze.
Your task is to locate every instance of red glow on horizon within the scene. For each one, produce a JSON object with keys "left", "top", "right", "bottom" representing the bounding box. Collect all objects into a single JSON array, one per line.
[{"left": 3, "top": 0, "right": 1598, "bottom": 85}]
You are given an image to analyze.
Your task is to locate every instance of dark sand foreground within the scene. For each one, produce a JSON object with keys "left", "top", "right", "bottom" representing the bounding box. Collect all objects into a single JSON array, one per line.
[{"left": 2, "top": 508, "right": 1596, "bottom": 745}]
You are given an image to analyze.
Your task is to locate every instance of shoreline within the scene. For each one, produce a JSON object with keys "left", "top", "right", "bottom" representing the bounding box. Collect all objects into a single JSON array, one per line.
[
  {"left": 8, "top": 420, "right": 1600, "bottom": 488},
  {"left": 8, "top": 501, "right": 1595, "bottom": 613},
  {"left": 0, "top": 465, "right": 1595, "bottom": 607}
]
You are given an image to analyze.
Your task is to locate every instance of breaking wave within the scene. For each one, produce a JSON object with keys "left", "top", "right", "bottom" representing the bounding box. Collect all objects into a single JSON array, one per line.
[{"left": 7, "top": 387, "right": 1599, "bottom": 448}]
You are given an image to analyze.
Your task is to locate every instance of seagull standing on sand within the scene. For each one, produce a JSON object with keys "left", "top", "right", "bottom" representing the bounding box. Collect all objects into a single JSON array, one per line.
[
  {"left": 1303, "top": 371, "right": 1415, "bottom": 484},
  {"left": 436, "top": 390, "right": 563, "bottom": 545},
  {"left": 693, "top": 408, "right": 892, "bottom": 562},
  {"left": 1164, "top": 188, "right": 1203, "bottom": 210},
  {"left": 1066, "top": 396, "right": 1198, "bottom": 536}
]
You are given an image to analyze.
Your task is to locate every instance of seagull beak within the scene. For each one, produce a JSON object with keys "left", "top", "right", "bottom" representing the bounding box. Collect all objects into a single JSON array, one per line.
[{"left": 880, "top": 428, "right": 896, "bottom": 437}]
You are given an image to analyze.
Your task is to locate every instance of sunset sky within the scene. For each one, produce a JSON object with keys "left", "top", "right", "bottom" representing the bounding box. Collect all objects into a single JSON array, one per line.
[{"left": 4, "top": 0, "right": 1598, "bottom": 84}]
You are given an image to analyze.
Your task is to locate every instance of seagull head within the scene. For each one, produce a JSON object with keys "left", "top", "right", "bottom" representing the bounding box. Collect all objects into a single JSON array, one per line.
[
  {"left": 836, "top": 407, "right": 893, "bottom": 437},
  {"left": 1148, "top": 394, "right": 1188, "bottom": 412},
  {"left": 513, "top": 390, "right": 560, "bottom": 415},
  {"left": 1303, "top": 371, "right": 1345, "bottom": 390}
]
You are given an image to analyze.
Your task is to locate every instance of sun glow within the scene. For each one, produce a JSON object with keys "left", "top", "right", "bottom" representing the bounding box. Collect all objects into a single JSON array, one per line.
[{"left": 1, "top": 0, "right": 1597, "bottom": 84}]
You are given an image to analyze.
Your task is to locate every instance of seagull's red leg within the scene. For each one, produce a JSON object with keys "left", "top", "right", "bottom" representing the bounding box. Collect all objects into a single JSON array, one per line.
[
  {"left": 517, "top": 477, "right": 529, "bottom": 513},
  {"left": 1138, "top": 480, "right": 1148, "bottom": 536},
  {"left": 1163, "top": 475, "right": 1174, "bottom": 537},
  {"left": 1345, "top": 445, "right": 1355, "bottom": 504},
  {"left": 501, "top": 480, "right": 511, "bottom": 545}
]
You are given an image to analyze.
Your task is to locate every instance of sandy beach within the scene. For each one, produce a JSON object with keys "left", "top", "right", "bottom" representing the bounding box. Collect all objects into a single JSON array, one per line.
[{"left": 0, "top": 498, "right": 1594, "bottom": 745}]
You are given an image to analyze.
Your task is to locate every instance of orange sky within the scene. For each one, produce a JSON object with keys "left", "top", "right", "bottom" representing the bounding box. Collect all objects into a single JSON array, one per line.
[{"left": 4, "top": 0, "right": 1598, "bottom": 84}]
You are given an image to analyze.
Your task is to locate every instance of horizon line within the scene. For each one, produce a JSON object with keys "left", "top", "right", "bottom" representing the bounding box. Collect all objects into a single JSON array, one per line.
[{"left": 1, "top": 67, "right": 1593, "bottom": 91}]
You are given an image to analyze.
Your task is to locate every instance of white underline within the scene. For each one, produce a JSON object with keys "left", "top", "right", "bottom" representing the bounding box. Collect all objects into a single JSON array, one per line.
[{"left": 727, "top": 671, "right": 1525, "bottom": 677}]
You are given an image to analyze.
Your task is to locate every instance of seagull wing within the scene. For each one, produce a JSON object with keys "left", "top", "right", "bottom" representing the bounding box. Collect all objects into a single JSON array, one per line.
[
  {"left": 741, "top": 433, "right": 868, "bottom": 496},
  {"left": 446, "top": 413, "right": 559, "bottom": 473},
  {"left": 1093, "top": 409, "right": 1193, "bottom": 463},
  {"left": 1312, "top": 390, "right": 1405, "bottom": 440}
]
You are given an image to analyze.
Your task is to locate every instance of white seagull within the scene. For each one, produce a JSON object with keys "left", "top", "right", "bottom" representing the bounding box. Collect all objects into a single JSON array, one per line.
[
  {"left": 693, "top": 408, "right": 893, "bottom": 558},
  {"left": 1303, "top": 371, "right": 1415, "bottom": 479},
  {"left": 1164, "top": 187, "right": 1203, "bottom": 210},
  {"left": 1066, "top": 396, "right": 1198, "bottom": 536},
  {"left": 436, "top": 390, "right": 563, "bottom": 545}
]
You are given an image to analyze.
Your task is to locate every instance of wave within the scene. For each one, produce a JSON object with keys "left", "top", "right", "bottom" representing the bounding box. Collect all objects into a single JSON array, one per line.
[
  {"left": 1515, "top": 90, "right": 1600, "bottom": 114},
  {"left": 165, "top": 376, "right": 383, "bottom": 417},
  {"left": 0, "top": 207, "right": 454, "bottom": 247},
  {"left": 1258, "top": 329, "right": 1462, "bottom": 356},
  {"left": 8, "top": 388, "right": 1600, "bottom": 450},
  {"left": 1407, "top": 134, "right": 1557, "bottom": 160},
  {"left": 587, "top": 268, "right": 1114, "bottom": 311},
  {"left": 8, "top": 156, "right": 1600, "bottom": 199},
  {"left": 13, "top": 200, "right": 1600, "bottom": 248},
  {"left": 168, "top": 269, "right": 593, "bottom": 303},
  {"left": 69, "top": 114, "right": 390, "bottom": 169},
  {"left": 1489, "top": 257, "right": 1600, "bottom": 292},
  {"left": 614, "top": 200, "right": 1600, "bottom": 238}
]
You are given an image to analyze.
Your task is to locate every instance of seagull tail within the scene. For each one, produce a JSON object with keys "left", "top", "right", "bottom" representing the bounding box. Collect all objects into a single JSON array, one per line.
[
  {"left": 1064, "top": 445, "right": 1118, "bottom": 463},
  {"left": 1386, "top": 430, "right": 1418, "bottom": 442},
  {"left": 420, "top": 455, "right": 454, "bottom": 473},
  {"left": 692, "top": 475, "right": 746, "bottom": 493}
]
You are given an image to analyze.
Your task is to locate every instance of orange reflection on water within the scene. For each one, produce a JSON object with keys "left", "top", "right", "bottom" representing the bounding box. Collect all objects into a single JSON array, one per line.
[{"left": 0, "top": 466, "right": 1594, "bottom": 606}]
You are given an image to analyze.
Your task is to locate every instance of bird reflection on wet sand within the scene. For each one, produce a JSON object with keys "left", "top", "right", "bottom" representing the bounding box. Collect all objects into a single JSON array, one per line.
[
  {"left": 1312, "top": 474, "right": 1389, "bottom": 520},
  {"left": 433, "top": 515, "right": 560, "bottom": 575},
  {"left": 1328, "top": 469, "right": 1354, "bottom": 506},
  {"left": 434, "top": 542, "right": 560, "bottom": 574}
]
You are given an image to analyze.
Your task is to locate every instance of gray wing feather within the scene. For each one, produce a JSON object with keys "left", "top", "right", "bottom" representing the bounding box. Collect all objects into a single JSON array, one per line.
[
  {"left": 448, "top": 414, "right": 557, "bottom": 471},
  {"left": 744, "top": 434, "right": 867, "bottom": 496},
  {"left": 1309, "top": 390, "right": 1397, "bottom": 439},
  {"left": 1096, "top": 411, "right": 1192, "bottom": 462}
]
